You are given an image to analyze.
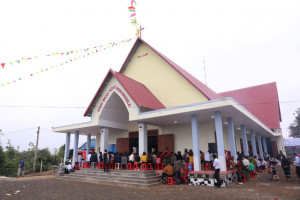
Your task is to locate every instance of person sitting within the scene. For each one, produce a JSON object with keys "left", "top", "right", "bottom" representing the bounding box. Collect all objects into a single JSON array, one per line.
[
  {"left": 129, "top": 152, "right": 135, "bottom": 164},
  {"left": 272, "top": 167, "right": 279, "bottom": 181},
  {"left": 115, "top": 152, "right": 122, "bottom": 167},
  {"left": 67, "top": 162, "right": 74, "bottom": 172},
  {"left": 249, "top": 160, "right": 255, "bottom": 177},
  {"left": 74, "top": 162, "right": 80, "bottom": 170},
  {"left": 134, "top": 153, "right": 140, "bottom": 168},
  {"left": 268, "top": 165, "right": 273, "bottom": 180},
  {"left": 161, "top": 163, "right": 174, "bottom": 183},
  {"left": 261, "top": 159, "right": 267, "bottom": 173},
  {"left": 256, "top": 158, "right": 262, "bottom": 171},
  {"left": 141, "top": 152, "right": 147, "bottom": 164},
  {"left": 170, "top": 152, "right": 176, "bottom": 166}
]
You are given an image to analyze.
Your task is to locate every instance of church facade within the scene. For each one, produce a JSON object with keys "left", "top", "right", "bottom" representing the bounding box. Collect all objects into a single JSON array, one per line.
[{"left": 53, "top": 38, "right": 284, "bottom": 172}]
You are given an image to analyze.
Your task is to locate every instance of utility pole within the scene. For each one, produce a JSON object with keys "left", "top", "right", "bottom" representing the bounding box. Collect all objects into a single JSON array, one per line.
[
  {"left": 33, "top": 126, "right": 40, "bottom": 173},
  {"left": 203, "top": 57, "right": 207, "bottom": 85}
]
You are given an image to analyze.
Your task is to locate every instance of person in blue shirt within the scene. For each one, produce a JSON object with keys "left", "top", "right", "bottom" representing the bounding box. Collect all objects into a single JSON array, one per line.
[{"left": 17, "top": 158, "right": 26, "bottom": 177}]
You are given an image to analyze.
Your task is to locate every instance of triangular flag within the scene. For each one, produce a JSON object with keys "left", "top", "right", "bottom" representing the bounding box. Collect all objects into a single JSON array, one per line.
[
  {"left": 1, "top": 63, "right": 5, "bottom": 68},
  {"left": 34, "top": 55, "right": 38, "bottom": 58},
  {"left": 66, "top": 52, "right": 70, "bottom": 55},
  {"left": 41, "top": 70, "right": 44, "bottom": 72},
  {"left": 21, "top": 57, "right": 25, "bottom": 60},
  {"left": 1, "top": 84, "right": 4, "bottom": 86},
  {"left": 19, "top": 78, "right": 22, "bottom": 80},
  {"left": 61, "top": 53, "right": 64, "bottom": 55},
  {"left": 35, "top": 72, "right": 39, "bottom": 74},
  {"left": 9, "top": 62, "right": 13, "bottom": 65}
]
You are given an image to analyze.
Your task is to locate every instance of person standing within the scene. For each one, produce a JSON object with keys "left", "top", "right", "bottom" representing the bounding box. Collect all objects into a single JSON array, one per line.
[
  {"left": 17, "top": 158, "right": 26, "bottom": 178},
  {"left": 293, "top": 152, "right": 300, "bottom": 180},
  {"left": 204, "top": 151, "right": 211, "bottom": 170},
  {"left": 103, "top": 149, "right": 109, "bottom": 172},
  {"left": 281, "top": 154, "right": 291, "bottom": 181},
  {"left": 90, "top": 151, "right": 98, "bottom": 169},
  {"left": 213, "top": 154, "right": 221, "bottom": 188},
  {"left": 78, "top": 153, "right": 83, "bottom": 167}
]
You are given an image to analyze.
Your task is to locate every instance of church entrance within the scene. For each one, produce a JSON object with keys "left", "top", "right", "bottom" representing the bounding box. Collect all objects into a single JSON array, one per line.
[{"left": 128, "top": 129, "right": 159, "bottom": 154}]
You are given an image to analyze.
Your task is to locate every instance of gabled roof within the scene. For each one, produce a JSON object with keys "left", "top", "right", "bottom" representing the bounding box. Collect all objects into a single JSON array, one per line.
[
  {"left": 219, "top": 82, "right": 282, "bottom": 129},
  {"left": 119, "top": 38, "right": 222, "bottom": 100},
  {"left": 84, "top": 69, "right": 165, "bottom": 117}
]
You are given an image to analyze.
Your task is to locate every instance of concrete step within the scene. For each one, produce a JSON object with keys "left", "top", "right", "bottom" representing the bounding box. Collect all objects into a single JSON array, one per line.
[
  {"left": 57, "top": 176, "right": 161, "bottom": 188},
  {"left": 64, "top": 173, "right": 161, "bottom": 184},
  {"left": 77, "top": 169, "right": 159, "bottom": 177},
  {"left": 69, "top": 172, "right": 160, "bottom": 181}
]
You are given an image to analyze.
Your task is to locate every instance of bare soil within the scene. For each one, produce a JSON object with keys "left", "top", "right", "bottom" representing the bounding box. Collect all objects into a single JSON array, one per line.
[{"left": 0, "top": 165, "right": 299, "bottom": 200}]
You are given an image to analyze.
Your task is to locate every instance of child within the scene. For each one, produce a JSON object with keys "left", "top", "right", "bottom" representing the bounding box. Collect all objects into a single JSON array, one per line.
[
  {"left": 268, "top": 165, "right": 273, "bottom": 180},
  {"left": 272, "top": 167, "right": 279, "bottom": 181}
]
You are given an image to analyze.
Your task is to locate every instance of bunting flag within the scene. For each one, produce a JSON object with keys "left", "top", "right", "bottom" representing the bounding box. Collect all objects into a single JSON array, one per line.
[
  {"left": 0, "top": 38, "right": 133, "bottom": 69},
  {"left": 0, "top": 38, "right": 134, "bottom": 87}
]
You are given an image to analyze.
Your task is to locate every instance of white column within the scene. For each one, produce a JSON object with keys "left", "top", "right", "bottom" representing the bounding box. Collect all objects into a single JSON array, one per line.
[
  {"left": 257, "top": 133, "right": 264, "bottom": 160},
  {"left": 227, "top": 118, "right": 237, "bottom": 162},
  {"left": 191, "top": 114, "right": 201, "bottom": 171},
  {"left": 64, "top": 132, "right": 71, "bottom": 163},
  {"left": 96, "top": 133, "right": 100, "bottom": 154},
  {"left": 241, "top": 124, "right": 249, "bottom": 156},
  {"left": 100, "top": 128, "right": 109, "bottom": 153},
  {"left": 138, "top": 122, "right": 147, "bottom": 156},
  {"left": 86, "top": 134, "right": 91, "bottom": 155},
  {"left": 72, "top": 131, "right": 79, "bottom": 166},
  {"left": 214, "top": 111, "right": 226, "bottom": 172},
  {"left": 262, "top": 136, "right": 268, "bottom": 155},
  {"left": 250, "top": 129, "right": 257, "bottom": 157}
]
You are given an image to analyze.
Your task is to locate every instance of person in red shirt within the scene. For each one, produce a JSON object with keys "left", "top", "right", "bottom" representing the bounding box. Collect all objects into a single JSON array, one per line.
[{"left": 74, "top": 162, "right": 80, "bottom": 170}]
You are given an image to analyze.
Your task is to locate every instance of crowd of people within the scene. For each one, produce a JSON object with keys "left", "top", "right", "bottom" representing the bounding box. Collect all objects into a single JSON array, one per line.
[{"left": 65, "top": 148, "right": 300, "bottom": 187}]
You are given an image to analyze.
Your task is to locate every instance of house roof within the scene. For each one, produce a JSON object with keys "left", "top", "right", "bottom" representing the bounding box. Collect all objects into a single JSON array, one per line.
[
  {"left": 119, "top": 38, "right": 222, "bottom": 100},
  {"left": 219, "top": 82, "right": 282, "bottom": 129},
  {"left": 83, "top": 69, "right": 165, "bottom": 116}
]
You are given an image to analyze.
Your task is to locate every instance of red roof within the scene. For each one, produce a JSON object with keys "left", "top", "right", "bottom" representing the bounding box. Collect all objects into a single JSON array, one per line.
[
  {"left": 219, "top": 82, "right": 281, "bottom": 129},
  {"left": 119, "top": 38, "right": 222, "bottom": 100},
  {"left": 83, "top": 69, "right": 165, "bottom": 116}
]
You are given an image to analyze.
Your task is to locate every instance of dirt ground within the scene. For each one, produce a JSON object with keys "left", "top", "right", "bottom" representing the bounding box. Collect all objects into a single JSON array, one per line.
[{"left": 0, "top": 165, "right": 299, "bottom": 200}]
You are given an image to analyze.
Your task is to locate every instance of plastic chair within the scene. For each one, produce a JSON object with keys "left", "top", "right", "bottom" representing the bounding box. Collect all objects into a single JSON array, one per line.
[
  {"left": 250, "top": 171, "right": 255, "bottom": 178},
  {"left": 155, "top": 163, "right": 160, "bottom": 170},
  {"left": 127, "top": 163, "right": 133, "bottom": 170},
  {"left": 205, "top": 163, "right": 212, "bottom": 171},
  {"left": 147, "top": 163, "right": 153, "bottom": 170},
  {"left": 98, "top": 162, "right": 103, "bottom": 169},
  {"left": 180, "top": 170, "right": 188, "bottom": 184},
  {"left": 241, "top": 174, "right": 247, "bottom": 182},
  {"left": 167, "top": 177, "right": 175, "bottom": 185},
  {"left": 115, "top": 163, "right": 121, "bottom": 170},
  {"left": 184, "top": 163, "right": 189, "bottom": 172},
  {"left": 161, "top": 163, "right": 165, "bottom": 169},
  {"left": 133, "top": 163, "right": 139, "bottom": 170},
  {"left": 141, "top": 163, "right": 147, "bottom": 171}
]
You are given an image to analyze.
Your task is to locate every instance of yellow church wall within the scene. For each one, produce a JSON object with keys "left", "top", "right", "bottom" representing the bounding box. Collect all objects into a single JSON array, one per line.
[{"left": 122, "top": 43, "right": 208, "bottom": 108}]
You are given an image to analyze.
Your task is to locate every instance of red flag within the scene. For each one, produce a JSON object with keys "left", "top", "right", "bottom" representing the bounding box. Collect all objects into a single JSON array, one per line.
[{"left": 1, "top": 63, "right": 5, "bottom": 68}]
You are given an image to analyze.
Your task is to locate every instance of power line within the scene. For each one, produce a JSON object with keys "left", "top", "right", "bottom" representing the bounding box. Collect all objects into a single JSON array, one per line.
[
  {"left": 0, "top": 100, "right": 299, "bottom": 109},
  {"left": 3, "top": 127, "right": 37, "bottom": 135}
]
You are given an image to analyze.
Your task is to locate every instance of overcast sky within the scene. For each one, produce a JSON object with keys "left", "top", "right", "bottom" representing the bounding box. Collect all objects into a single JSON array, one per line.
[{"left": 0, "top": 0, "right": 299, "bottom": 153}]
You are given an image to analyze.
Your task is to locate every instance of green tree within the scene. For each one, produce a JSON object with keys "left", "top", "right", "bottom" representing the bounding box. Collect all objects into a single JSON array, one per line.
[
  {"left": 289, "top": 107, "right": 300, "bottom": 138},
  {"left": 0, "top": 145, "right": 6, "bottom": 174}
]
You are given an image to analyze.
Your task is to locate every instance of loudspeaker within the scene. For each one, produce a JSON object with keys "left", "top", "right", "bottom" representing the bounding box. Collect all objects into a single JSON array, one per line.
[{"left": 208, "top": 143, "right": 217, "bottom": 154}]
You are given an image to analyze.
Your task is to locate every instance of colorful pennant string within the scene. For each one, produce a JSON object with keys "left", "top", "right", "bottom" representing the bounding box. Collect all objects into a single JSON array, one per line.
[{"left": 0, "top": 38, "right": 134, "bottom": 87}]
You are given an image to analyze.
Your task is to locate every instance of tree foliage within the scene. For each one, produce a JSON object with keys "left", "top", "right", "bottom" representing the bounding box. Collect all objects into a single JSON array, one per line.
[
  {"left": 0, "top": 141, "right": 64, "bottom": 177},
  {"left": 289, "top": 107, "right": 300, "bottom": 138}
]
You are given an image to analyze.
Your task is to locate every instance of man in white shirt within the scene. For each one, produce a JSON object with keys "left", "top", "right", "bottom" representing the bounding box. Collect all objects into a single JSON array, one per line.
[
  {"left": 213, "top": 154, "right": 221, "bottom": 188},
  {"left": 293, "top": 153, "right": 300, "bottom": 180}
]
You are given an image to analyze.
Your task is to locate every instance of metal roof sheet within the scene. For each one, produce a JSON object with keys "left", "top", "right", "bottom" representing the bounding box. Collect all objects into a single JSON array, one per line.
[{"left": 219, "top": 82, "right": 281, "bottom": 129}]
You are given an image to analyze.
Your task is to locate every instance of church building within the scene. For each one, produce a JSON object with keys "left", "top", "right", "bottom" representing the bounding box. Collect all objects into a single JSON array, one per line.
[{"left": 53, "top": 38, "right": 284, "bottom": 173}]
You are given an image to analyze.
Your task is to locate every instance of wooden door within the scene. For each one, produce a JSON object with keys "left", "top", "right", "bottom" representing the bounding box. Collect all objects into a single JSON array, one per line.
[
  {"left": 272, "top": 141, "right": 278, "bottom": 157},
  {"left": 158, "top": 134, "right": 174, "bottom": 153},
  {"left": 116, "top": 138, "right": 130, "bottom": 154}
]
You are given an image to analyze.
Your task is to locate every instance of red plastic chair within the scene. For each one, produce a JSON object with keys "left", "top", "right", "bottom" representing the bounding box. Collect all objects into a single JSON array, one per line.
[
  {"left": 98, "top": 162, "right": 103, "bottom": 169},
  {"left": 184, "top": 163, "right": 189, "bottom": 172},
  {"left": 147, "top": 163, "right": 153, "bottom": 170},
  {"left": 241, "top": 174, "right": 247, "bottom": 182},
  {"left": 155, "top": 163, "right": 160, "bottom": 170},
  {"left": 250, "top": 171, "right": 256, "bottom": 178},
  {"left": 205, "top": 163, "right": 212, "bottom": 171},
  {"left": 167, "top": 177, "right": 175, "bottom": 185},
  {"left": 141, "top": 163, "right": 147, "bottom": 171},
  {"left": 180, "top": 170, "right": 188, "bottom": 184},
  {"left": 127, "top": 163, "right": 133, "bottom": 170},
  {"left": 161, "top": 163, "right": 165, "bottom": 169},
  {"left": 133, "top": 163, "right": 139, "bottom": 170}
]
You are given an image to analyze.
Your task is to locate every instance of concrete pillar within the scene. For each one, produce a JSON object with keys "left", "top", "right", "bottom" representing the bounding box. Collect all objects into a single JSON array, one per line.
[
  {"left": 250, "top": 129, "right": 257, "bottom": 157},
  {"left": 138, "top": 122, "right": 147, "bottom": 156},
  {"left": 64, "top": 132, "right": 71, "bottom": 163},
  {"left": 257, "top": 133, "right": 264, "bottom": 160},
  {"left": 191, "top": 114, "right": 201, "bottom": 171},
  {"left": 100, "top": 128, "right": 109, "bottom": 153},
  {"left": 86, "top": 134, "right": 91, "bottom": 155},
  {"left": 227, "top": 118, "right": 237, "bottom": 162},
  {"left": 240, "top": 125, "right": 249, "bottom": 156},
  {"left": 262, "top": 136, "right": 268, "bottom": 155},
  {"left": 72, "top": 131, "right": 79, "bottom": 166},
  {"left": 214, "top": 111, "right": 226, "bottom": 172},
  {"left": 95, "top": 132, "right": 100, "bottom": 154}
]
